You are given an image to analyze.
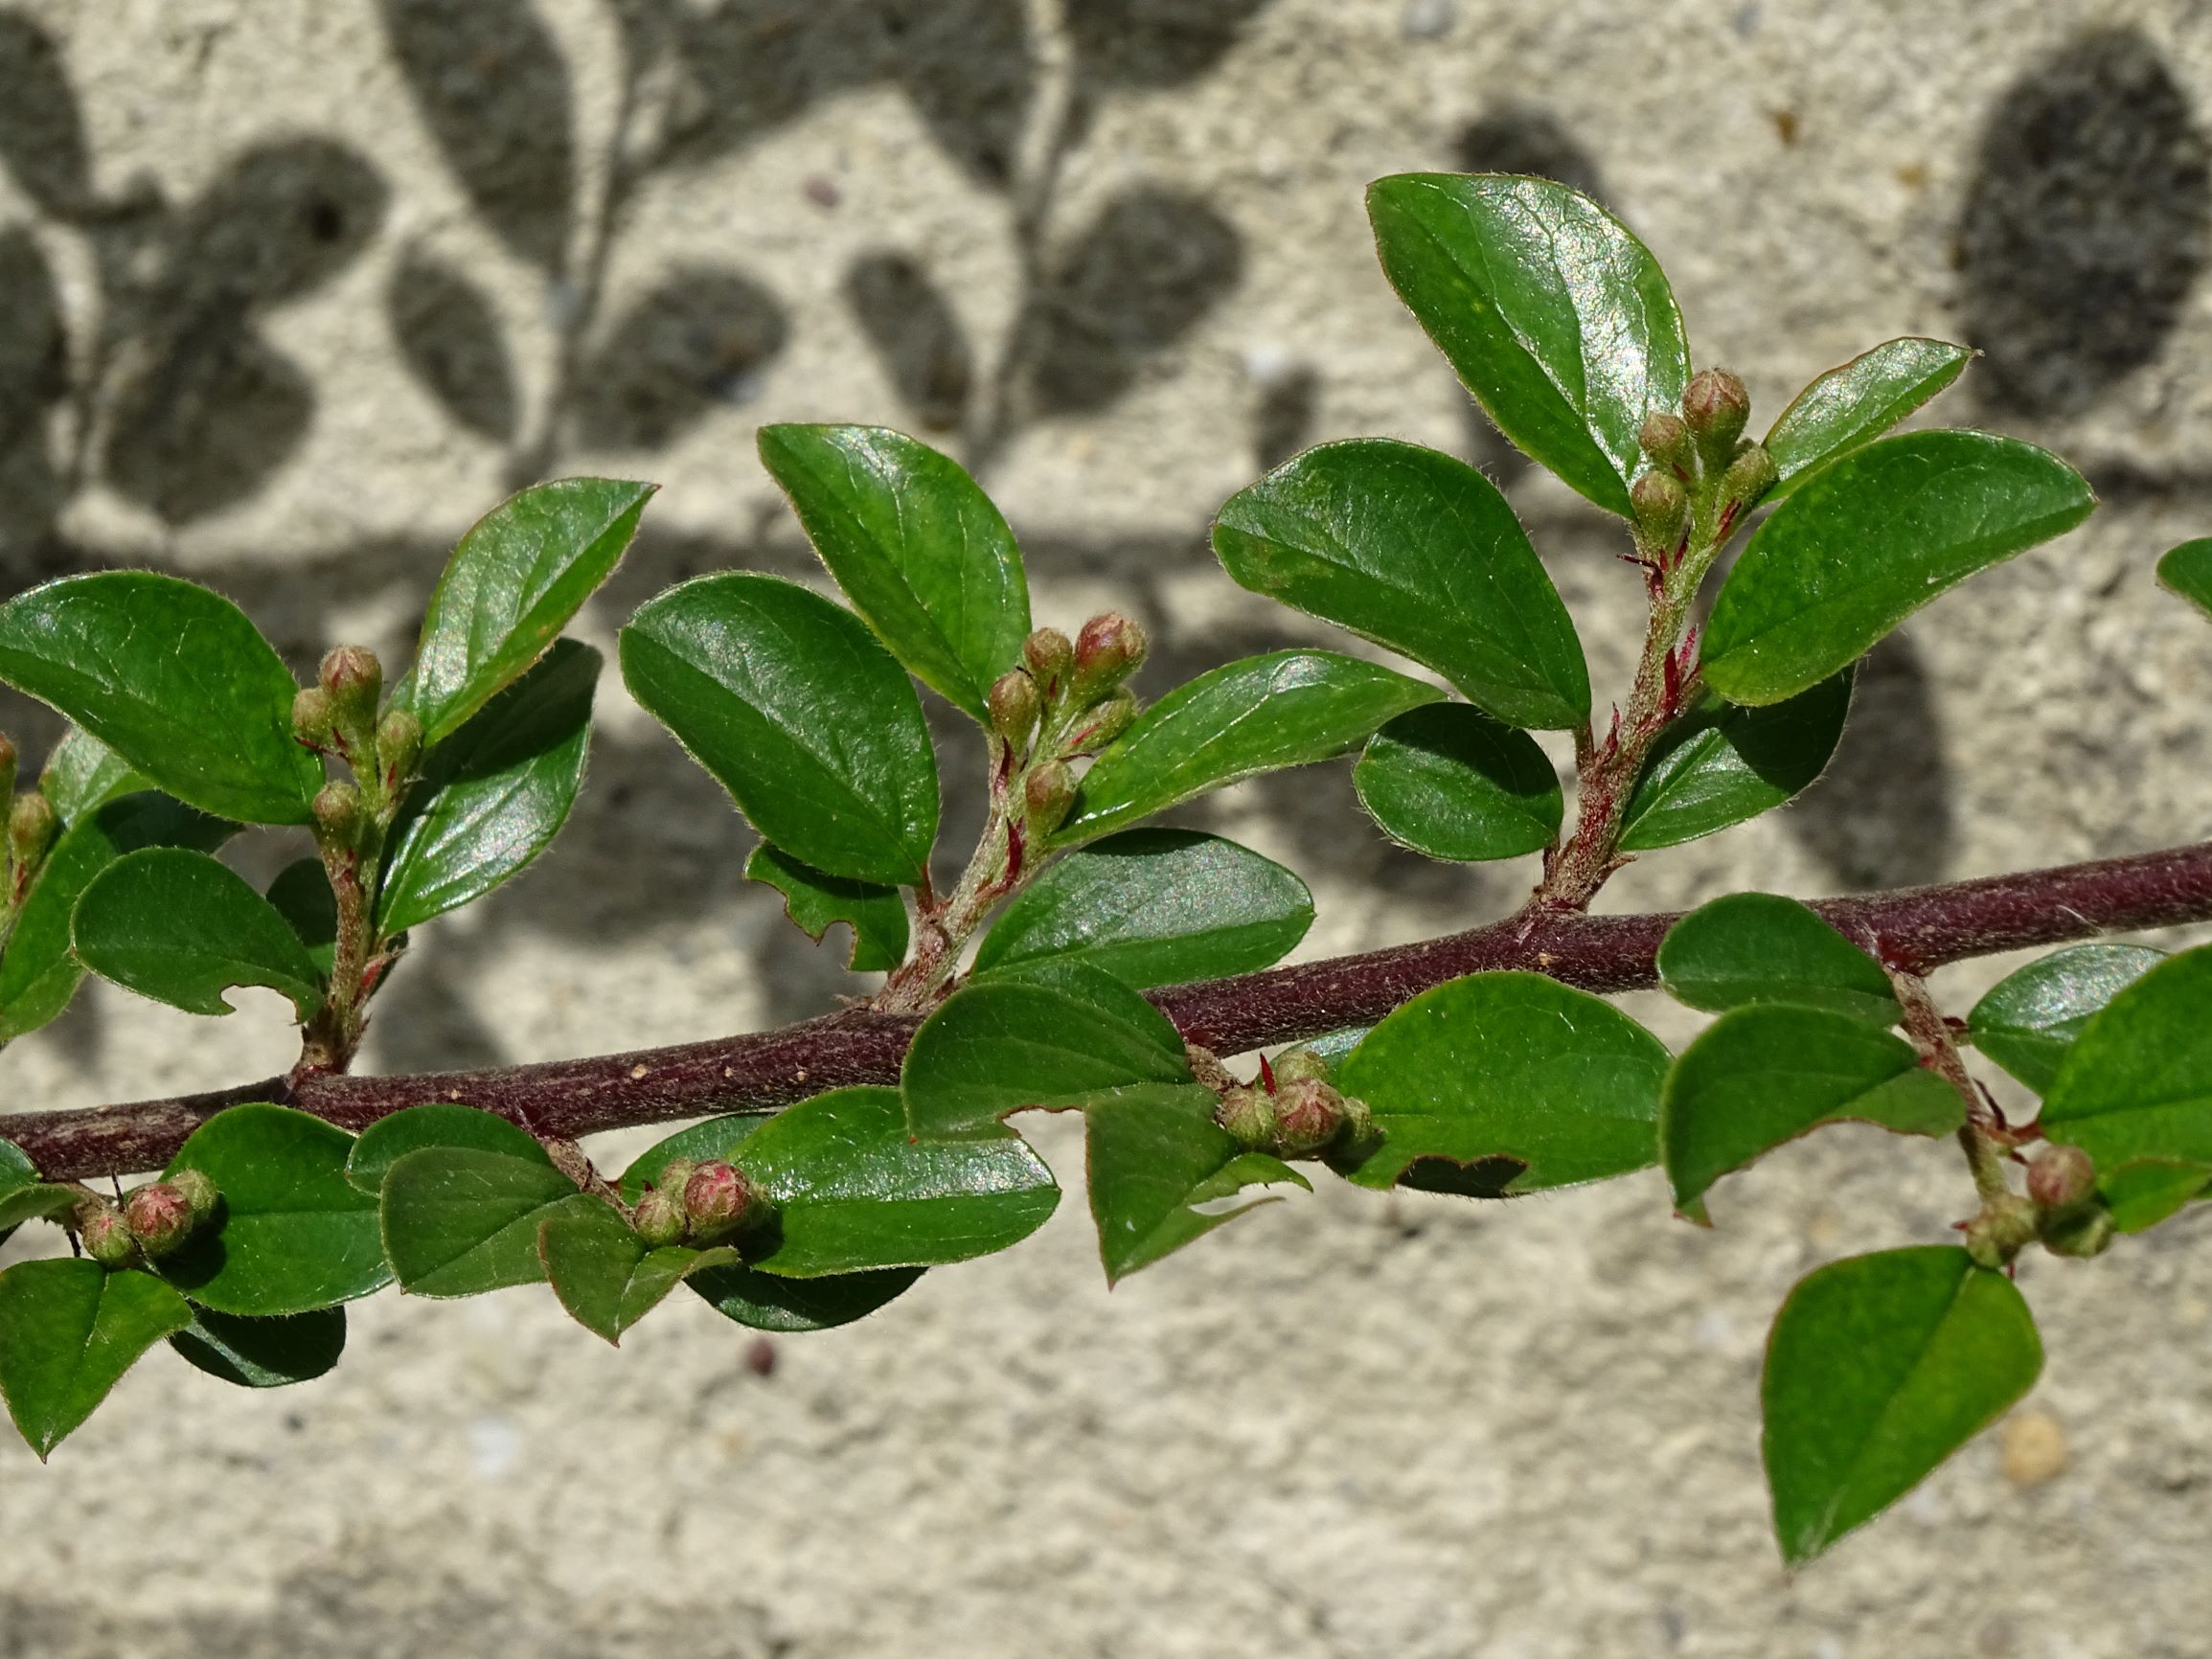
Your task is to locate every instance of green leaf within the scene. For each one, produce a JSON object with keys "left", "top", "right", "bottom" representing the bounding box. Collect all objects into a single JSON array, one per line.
[
  {"left": 737, "top": 1086, "right": 1060, "bottom": 1278},
  {"left": 345, "top": 1103, "right": 550, "bottom": 1197},
  {"left": 1657, "top": 892, "right": 1899, "bottom": 1026},
  {"left": 972, "top": 828, "right": 1311, "bottom": 989},
  {"left": 0, "top": 1137, "right": 37, "bottom": 1248},
  {"left": 1763, "top": 337, "right": 1974, "bottom": 498},
  {"left": 265, "top": 859, "right": 337, "bottom": 978},
  {"left": 1212, "top": 439, "right": 1588, "bottom": 728},
  {"left": 1055, "top": 651, "right": 1442, "bottom": 848},
  {"left": 38, "top": 727, "right": 151, "bottom": 825},
  {"left": 160, "top": 1104, "right": 391, "bottom": 1316},
  {"left": 379, "top": 1147, "right": 590, "bottom": 1298},
  {"left": 1352, "top": 703, "right": 1561, "bottom": 862},
  {"left": 1616, "top": 672, "right": 1852, "bottom": 852},
  {"left": 1702, "top": 433, "right": 2095, "bottom": 706},
  {"left": 0, "top": 793, "right": 235, "bottom": 1043},
  {"left": 0, "top": 1182, "right": 79, "bottom": 1234},
  {"left": 378, "top": 639, "right": 599, "bottom": 934},
  {"left": 2041, "top": 945, "right": 2212, "bottom": 1168},
  {"left": 72, "top": 847, "right": 324, "bottom": 1020},
  {"left": 744, "top": 843, "right": 909, "bottom": 974},
  {"left": 1764, "top": 1246, "right": 2041, "bottom": 1565},
  {"left": 1661, "top": 1006, "right": 1964, "bottom": 1220},
  {"left": 171, "top": 1306, "right": 346, "bottom": 1388},
  {"left": 758, "top": 423, "right": 1030, "bottom": 721},
  {"left": 1968, "top": 943, "right": 2166, "bottom": 1095},
  {"left": 616, "top": 1117, "right": 924, "bottom": 1331},
  {"left": 0, "top": 572, "right": 321, "bottom": 824},
  {"left": 621, "top": 571, "right": 940, "bottom": 885},
  {"left": 902, "top": 959, "right": 1199, "bottom": 1140},
  {"left": 0, "top": 1261, "right": 192, "bottom": 1458},
  {"left": 2159, "top": 538, "right": 2212, "bottom": 621},
  {"left": 537, "top": 1201, "right": 736, "bottom": 1346},
  {"left": 1085, "top": 1088, "right": 1307, "bottom": 1284},
  {"left": 2098, "top": 1160, "right": 2212, "bottom": 1234},
  {"left": 1335, "top": 971, "right": 1671, "bottom": 1193},
  {"left": 1365, "top": 172, "right": 1688, "bottom": 516},
  {"left": 405, "top": 477, "right": 652, "bottom": 742}
]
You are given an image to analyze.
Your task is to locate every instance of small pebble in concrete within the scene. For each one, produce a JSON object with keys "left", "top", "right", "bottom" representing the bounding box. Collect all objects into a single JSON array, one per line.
[{"left": 2001, "top": 1410, "right": 2067, "bottom": 1487}]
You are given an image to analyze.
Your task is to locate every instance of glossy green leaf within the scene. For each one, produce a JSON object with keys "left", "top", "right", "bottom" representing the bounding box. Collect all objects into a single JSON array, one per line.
[
  {"left": 1764, "top": 1246, "right": 2041, "bottom": 1565},
  {"left": 1703, "top": 433, "right": 2094, "bottom": 706},
  {"left": 621, "top": 571, "right": 940, "bottom": 885},
  {"left": 160, "top": 1104, "right": 391, "bottom": 1316},
  {"left": 734, "top": 1086, "right": 1059, "bottom": 1278},
  {"left": 1055, "top": 651, "right": 1442, "bottom": 848},
  {"left": 1657, "top": 892, "right": 1898, "bottom": 1026},
  {"left": 1336, "top": 971, "right": 1672, "bottom": 1193},
  {"left": 0, "top": 1182, "right": 78, "bottom": 1234},
  {"left": 378, "top": 638, "right": 599, "bottom": 934},
  {"left": 1213, "top": 440, "right": 1588, "bottom": 728},
  {"left": 758, "top": 423, "right": 1030, "bottom": 720},
  {"left": 744, "top": 843, "right": 908, "bottom": 974},
  {"left": 2098, "top": 1160, "right": 2212, "bottom": 1234},
  {"left": 265, "top": 859, "right": 337, "bottom": 978},
  {"left": 1661, "top": 1006, "right": 1963, "bottom": 1220},
  {"left": 1085, "top": 1088, "right": 1307, "bottom": 1284},
  {"left": 972, "top": 828, "right": 1311, "bottom": 989},
  {"left": 1353, "top": 703, "right": 1561, "bottom": 862},
  {"left": 405, "top": 477, "right": 652, "bottom": 742},
  {"left": 1366, "top": 172, "right": 1688, "bottom": 516},
  {"left": 0, "top": 1137, "right": 37, "bottom": 1249},
  {"left": 902, "top": 959, "right": 1200, "bottom": 1140},
  {"left": 38, "top": 727, "right": 150, "bottom": 825},
  {"left": 72, "top": 847, "right": 323, "bottom": 1020},
  {"left": 379, "top": 1146, "right": 589, "bottom": 1298},
  {"left": 0, "top": 793, "right": 234, "bottom": 1042},
  {"left": 2041, "top": 946, "right": 2212, "bottom": 1168},
  {"left": 0, "top": 1261, "right": 192, "bottom": 1457},
  {"left": 1968, "top": 943, "right": 2166, "bottom": 1095},
  {"left": 345, "top": 1103, "right": 550, "bottom": 1197},
  {"left": 1763, "top": 337, "right": 1973, "bottom": 498},
  {"left": 2159, "top": 538, "right": 2212, "bottom": 621},
  {"left": 171, "top": 1306, "right": 346, "bottom": 1388},
  {"left": 536, "top": 1200, "right": 737, "bottom": 1345},
  {"left": 1616, "top": 673, "right": 1852, "bottom": 852},
  {"left": 0, "top": 572, "right": 320, "bottom": 824}
]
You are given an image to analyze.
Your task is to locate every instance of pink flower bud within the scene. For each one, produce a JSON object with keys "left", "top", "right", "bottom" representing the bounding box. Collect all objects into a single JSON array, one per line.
[
  {"left": 1681, "top": 368, "right": 1750, "bottom": 467},
  {"left": 683, "top": 1161, "right": 762, "bottom": 1241},
  {"left": 2027, "top": 1145, "right": 2097, "bottom": 1212},
  {"left": 1215, "top": 1085, "right": 1276, "bottom": 1151},
  {"left": 1021, "top": 627, "right": 1074, "bottom": 698},
  {"left": 318, "top": 645, "right": 383, "bottom": 730},
  {"left": 123, "top": 1182, "right": 196, "bottom": 1258},
  {"left": 632, "top": 1186, "right": 687, "bottom": 1249},
  {"left": 1072, "top": 612, "right": 1147, "bottom": 700},
  {"left": 1274, "top": 1078, "right": 1348, "bottom": 1157}
]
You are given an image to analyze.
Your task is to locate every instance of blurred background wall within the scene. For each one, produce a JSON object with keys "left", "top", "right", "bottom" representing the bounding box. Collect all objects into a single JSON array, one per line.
[{"left": 2, "top": 2, "right": 2211, "bottom": 1653}]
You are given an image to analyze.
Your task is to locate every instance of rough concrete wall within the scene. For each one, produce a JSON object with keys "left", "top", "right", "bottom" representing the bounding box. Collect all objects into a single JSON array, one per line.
[{"left": 2, "top": 1, "right": 2211, "bottom": 1653}]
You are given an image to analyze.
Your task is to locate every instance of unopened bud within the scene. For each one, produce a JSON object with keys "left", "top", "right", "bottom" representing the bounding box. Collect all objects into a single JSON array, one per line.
[
  {"left": 1333, "top": 1094, "right": 1384, "bottom": 1165},
  {"left": 2041, "top": 1204, "right": 2116, "bottom": 1259},
  {"left": 168, "top": 1168, "right": 219, "bottom": 1225},
  {"left": 318, "top": 646, "right": 382, "bottom": 731},
  {"left": 1274, "top": 1078, "right": 1349, "bottom": 1157},
  {"left": 1021, "top": 627, "right": 1075, "bottom": 698},
  {"left": 1964, "top": 1193, "right": 2039, "bottom": 1271},
  {"left": 683, "top": 1160, "right": 762, "bottom": 1242},
  {"left": 2027, "top": 1145, "right": 2097, "bottom": 1213},
  {"left": 1637, "top": 411, "right": 1696, "bottom": 473},
  {"left": 0, "top": 732, "right": 17, "bottom": 814},
  {"left": 123, "top": 1182, "right": 196, "bottom": 1258},
  {"left": 292, "top": 686, "right": 334, "bottom": 748},
  {"left": 656, "top": 1158, "right": 698, "bottom": 1199},
  {"left": 987, "top": 670, "right": 1041, "bottom": 748},
  {"left": 1216, "top": 1085, "right": 1276, "bottom": 1151},
  {"left": 1630, "top": 469, "right": 1690, "bottom": 549},
  {"left": 1022, "top": 761, "right": 1076, "bottom": 830},
  {"left": 312, "top": 780, "right": 363, "bottom": 844},
  {"left": 1681, "top": 369, "right": 1750, "bottom": 468},
  {"left": 81, "top": 1209, "right": 138, "bottom": 1267},
  {"left": 1718, "top": 443, "right": 1778, "bottom": 511},
  {"left": 1072, "top": 612, "right": 1147, "bottom": 700},
  {"left": 1063, "top": 689, "right": 1136, "bottom": 755},
  {"left": 375, "top": 708, "right": 422, "bottom": 783},
  {"left": 632, "top": 1186, "right": 687, "bottom": 1249},
  {"left": 1271, "top": 1047, "right": 1332, "bottom": 1087},
  {"left": 8, "top": 791, "right": 56, "bottom": 872}
]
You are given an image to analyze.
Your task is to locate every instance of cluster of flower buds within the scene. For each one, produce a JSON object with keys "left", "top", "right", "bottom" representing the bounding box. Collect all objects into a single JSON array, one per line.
[
  {"left": 1215, "top": 1048, "right": 1382, "bottom": 1164},
  {"left": 1630, "top": 368, "right": 1778, "bottom": 563},
  {"left": 80, "top": 1170, "right": 220, "bottom": 1267},
  {"left": 0, "top": 732, "right": 59, "bottom": 910},
  {"left": 629, "top": 1158, "right": 769, "bottom": 1249},
  {"left": 2024, "top": 1144, "right": 2114, "bottom": 1260},
  {"left": 986, "top": 612, "right": 1149, "bottom": 836},
  {"left": 292, "top": 646, "right": 422, "bottom": 824}
]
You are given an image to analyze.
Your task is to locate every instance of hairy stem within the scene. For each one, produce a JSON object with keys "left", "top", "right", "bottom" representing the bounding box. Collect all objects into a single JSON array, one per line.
[
  {"left": 11, "top": 837, "right": 2212, "bottom": 1182},
  {"left": 1891, "top": 966, "right": 2013, "bottom": 1203}
]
